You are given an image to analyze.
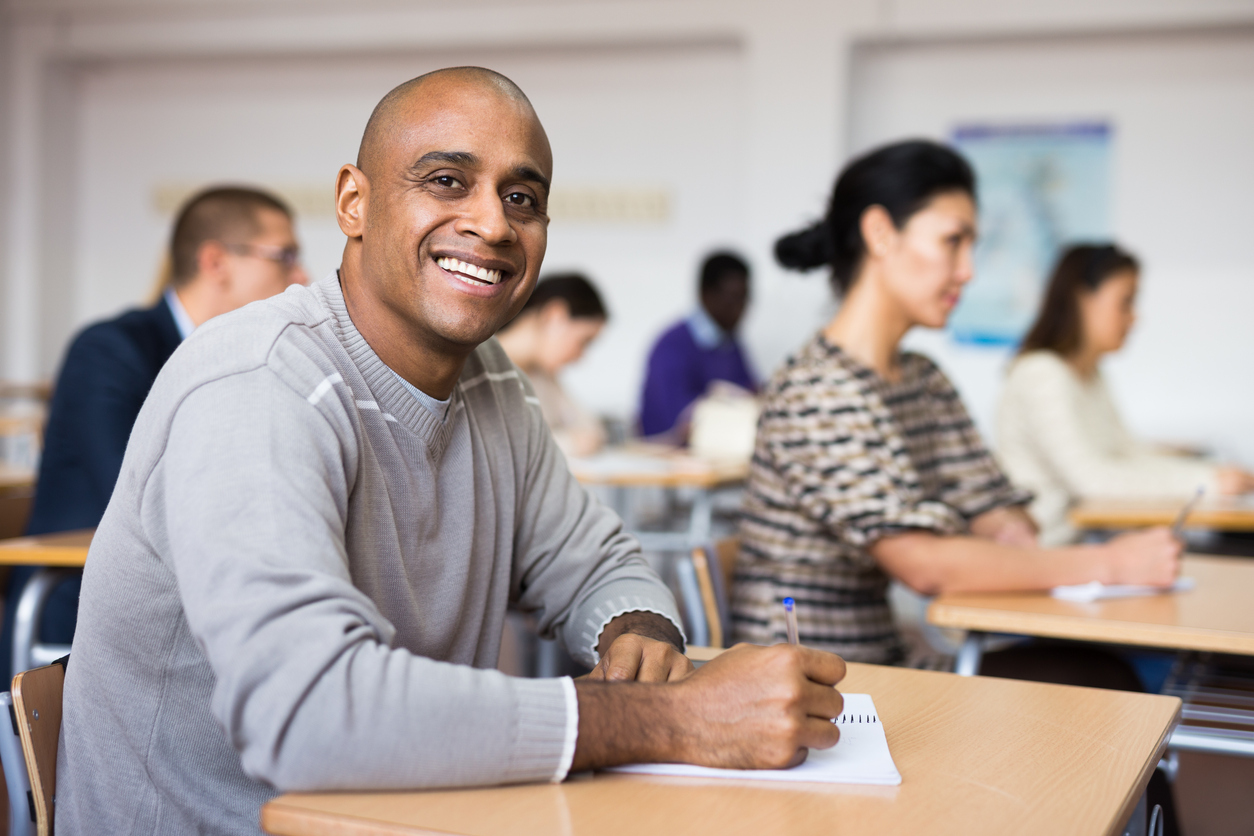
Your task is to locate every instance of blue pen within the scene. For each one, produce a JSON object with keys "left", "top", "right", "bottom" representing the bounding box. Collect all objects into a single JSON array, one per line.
[{"left": 783, "top": 596, "right": 799, "bottom": 645}]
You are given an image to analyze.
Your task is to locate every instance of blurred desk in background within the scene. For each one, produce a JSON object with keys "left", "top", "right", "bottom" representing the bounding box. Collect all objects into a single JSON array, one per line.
[
  {"left": 929, "top": 553, "right": 1254, "bottom": 758},
  {"left": 0, "top": 465, "right": 35, "bottom": 493},
  {"left": 569, "top": 443, "right": 747, "bottom": 552},
  {"left": 0, "top": 465, "right": 36, "bottom": 541},
  {"left": 569, "top": 444, "right": 748, "bottom": 648},
  {"left": 1070, "top": 497, "right": 1254, "bottom": 533}
]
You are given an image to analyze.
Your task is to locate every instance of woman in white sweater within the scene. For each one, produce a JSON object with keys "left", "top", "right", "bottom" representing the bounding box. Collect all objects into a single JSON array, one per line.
[{"left": 998, "top": 244, "right": 1254, "bottom": 545}]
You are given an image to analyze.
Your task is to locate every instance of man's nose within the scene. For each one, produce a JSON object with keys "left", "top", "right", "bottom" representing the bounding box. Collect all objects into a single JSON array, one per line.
[{"left": 456, "top": 188, "right": 517, "bottom": 246}]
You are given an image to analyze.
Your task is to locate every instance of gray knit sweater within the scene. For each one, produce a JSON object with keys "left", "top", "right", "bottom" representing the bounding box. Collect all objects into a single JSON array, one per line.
[{"left": 55, "top": 275, "right": 681, "bottom": 836}]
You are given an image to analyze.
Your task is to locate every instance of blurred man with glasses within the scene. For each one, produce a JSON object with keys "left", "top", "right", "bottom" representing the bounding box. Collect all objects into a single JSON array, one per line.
[{"left": 4, "top": 185, "right": 306, "bottom": 676}]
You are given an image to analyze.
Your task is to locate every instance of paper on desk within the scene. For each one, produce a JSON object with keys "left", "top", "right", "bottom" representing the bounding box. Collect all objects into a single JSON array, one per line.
[
  {"left": 1051, "top": 577, "right": 1195, "bottom": 603},
  {"left": 607, "top": 693, "right": 901, "bottom": 786}
]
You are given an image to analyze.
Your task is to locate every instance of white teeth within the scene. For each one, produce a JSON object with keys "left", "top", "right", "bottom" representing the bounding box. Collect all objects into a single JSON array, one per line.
[{"left": 437, "top": 257, "right": 502, "bottom": 286}]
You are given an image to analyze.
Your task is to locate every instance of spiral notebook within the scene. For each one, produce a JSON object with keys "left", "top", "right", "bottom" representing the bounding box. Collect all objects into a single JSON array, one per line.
[{"left": 608, "top": 693, "right": 901, "bottom": 786}]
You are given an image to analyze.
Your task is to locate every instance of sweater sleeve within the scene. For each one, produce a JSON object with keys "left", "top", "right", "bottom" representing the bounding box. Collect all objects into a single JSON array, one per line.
[
  {"left": 147, "top": 369, "right": 572, "bottom": 792},
  {"left": 510, "top": 374, "right": 685, "bottom": 667},
  {"left": 1003, "top": 354, "right": 1217, "bottom": 498}
]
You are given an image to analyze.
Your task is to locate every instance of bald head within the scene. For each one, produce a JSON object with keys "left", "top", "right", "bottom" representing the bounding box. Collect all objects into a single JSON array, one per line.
[{"left": 357, "top": 67, "right": 536, "bottom": 178}]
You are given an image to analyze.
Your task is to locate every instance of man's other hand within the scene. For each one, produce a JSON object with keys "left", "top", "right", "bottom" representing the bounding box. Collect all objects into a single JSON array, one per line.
[
  {"left": 588, "top": 632, "right": 692, "bottom": 683},
  {"left": 570, "top": 642, "right": 846, "bottom": 772},
  {"left": 590, "top": 610, "right": 691, "bottom": 683}
]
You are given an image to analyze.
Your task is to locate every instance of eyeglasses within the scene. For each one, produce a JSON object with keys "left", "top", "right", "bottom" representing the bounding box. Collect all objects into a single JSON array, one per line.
[{"left": 223, "top": 242, "right": 302, "bottom": 271}]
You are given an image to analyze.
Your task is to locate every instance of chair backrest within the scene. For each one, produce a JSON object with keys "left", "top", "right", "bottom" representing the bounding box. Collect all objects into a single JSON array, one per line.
[
  {"left": 12, "top": 657, "right": 66, "bottom": 836},
  {"left": 690, "top": 537, "right": 739, "bottom": 648}
]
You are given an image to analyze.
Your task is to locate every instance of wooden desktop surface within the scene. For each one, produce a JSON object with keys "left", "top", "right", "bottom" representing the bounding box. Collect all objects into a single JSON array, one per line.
[
  {"left": 261, "top": 661, "right": 1180, "bottom": 836},
  {"left": 1070, "top": 497, "right": 1254, "bottom": 532},
  {"left": 0, "top": 464, "right": 35, "bottom": 491},
  {"left": 0, "top": 529, "right": 93, "bottom": 567},
  {"left": 929, "top": 554, "right": 1254, "bottom": 655},
  {"left": 568, "top": 443, "right": 748, "bottom": 489}
]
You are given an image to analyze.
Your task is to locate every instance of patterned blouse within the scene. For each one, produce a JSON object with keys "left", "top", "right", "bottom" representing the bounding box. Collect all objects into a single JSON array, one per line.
[{"left": 732, "top": 335, "right": 1030, "bottom": 665}]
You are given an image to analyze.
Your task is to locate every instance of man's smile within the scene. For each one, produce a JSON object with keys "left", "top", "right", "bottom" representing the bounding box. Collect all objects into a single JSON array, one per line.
[{"left": 436, "top": 256, "right": 505, "bottom": 287}]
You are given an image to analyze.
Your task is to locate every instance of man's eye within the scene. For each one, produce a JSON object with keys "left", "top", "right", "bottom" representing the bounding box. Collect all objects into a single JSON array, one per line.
[
  {"left": 432, "top": 175, "right": 462, "bottom": 189},
  {"left": 504, "top": 192, "right": 536, "bottom": 208}
]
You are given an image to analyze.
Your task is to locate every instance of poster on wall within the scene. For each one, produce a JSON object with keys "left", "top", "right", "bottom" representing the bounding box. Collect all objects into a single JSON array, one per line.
[{"left": 949, "top": 122, "right": 1112, "bottom": 345}]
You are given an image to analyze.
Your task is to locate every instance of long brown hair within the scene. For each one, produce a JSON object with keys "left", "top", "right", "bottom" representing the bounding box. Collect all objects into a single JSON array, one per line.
[{"left": 1018, "top": 244, "right": 1139, "bottom": 357}]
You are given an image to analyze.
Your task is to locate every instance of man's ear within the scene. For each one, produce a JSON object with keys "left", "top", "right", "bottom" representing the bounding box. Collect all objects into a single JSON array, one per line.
[
  {"left": 860, "top": 204, "right": 897, "bottom": 258},
  {"left": 336, "top": 164, "right": 368, "bottom": 238},
  {"left": 195, "top": 240, "right": 231, "bottom": 289}
]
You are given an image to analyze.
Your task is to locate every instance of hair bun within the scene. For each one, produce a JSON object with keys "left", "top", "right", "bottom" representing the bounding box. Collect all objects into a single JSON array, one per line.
[{"left": 774, "top": 222, "right": 834, "bottom": 272}]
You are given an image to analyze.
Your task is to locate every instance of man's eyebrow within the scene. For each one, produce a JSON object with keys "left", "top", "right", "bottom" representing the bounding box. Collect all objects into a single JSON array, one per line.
[
  {"left": 409, "top": 150, "right": 478, "bottom": 172},
  {"left": 511, "top": 165, "right": 551, "bottom": 195}
]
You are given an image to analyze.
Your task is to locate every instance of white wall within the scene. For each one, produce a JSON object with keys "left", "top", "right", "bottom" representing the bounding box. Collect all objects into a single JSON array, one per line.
[
  {"left": 2, "top": 0, "right": 1252, "bottom": 455},
  {"left": 851, "top": 28, "right": 1254, "bottom": 462}
]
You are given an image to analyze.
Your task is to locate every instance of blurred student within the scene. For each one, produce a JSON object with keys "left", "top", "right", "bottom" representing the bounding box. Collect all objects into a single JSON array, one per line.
[
  {"left": 497, "top": 272, "right": 608, "bottom": 457},
  {"left": 639, "top": 252, "right": 756, "bottom": 437},
  {"left": 5, "top": 186, "right": 305, "bottom": 676},
  {"left": 998, "top": 244, "right": 1254, "bottom": 545},
  {"left": 733, "top": 141, "right": 1180, "bottom": 667}
]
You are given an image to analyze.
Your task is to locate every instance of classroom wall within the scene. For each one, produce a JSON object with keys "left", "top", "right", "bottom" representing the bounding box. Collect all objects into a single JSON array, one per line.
[{"left": 2, "top": 0, "right": 1252, "bottom": 459}]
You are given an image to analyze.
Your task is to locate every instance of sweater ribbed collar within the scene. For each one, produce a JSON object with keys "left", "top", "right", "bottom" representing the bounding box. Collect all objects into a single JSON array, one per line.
[{"left": 315, "top": 273, "right": 460, "bottom": 456}]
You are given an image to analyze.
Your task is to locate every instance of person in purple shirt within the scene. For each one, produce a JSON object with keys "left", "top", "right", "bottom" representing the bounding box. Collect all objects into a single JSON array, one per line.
[{"left": 639, "top": 251, "right": 757, "bottom": 437}]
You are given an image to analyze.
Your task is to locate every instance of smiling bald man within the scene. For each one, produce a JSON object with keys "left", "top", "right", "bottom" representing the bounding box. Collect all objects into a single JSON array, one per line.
[{"left": 56, "top": 68, "right": 846, "bottom": 836}]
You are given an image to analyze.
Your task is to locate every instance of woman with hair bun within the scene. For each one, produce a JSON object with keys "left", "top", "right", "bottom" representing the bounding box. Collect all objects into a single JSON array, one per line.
[
  {"left": 733, "top": 140, "right": 1182, "bottom": 668},
  {"left": 998, "top": 244, "right": 1254, "bottom": 546}
]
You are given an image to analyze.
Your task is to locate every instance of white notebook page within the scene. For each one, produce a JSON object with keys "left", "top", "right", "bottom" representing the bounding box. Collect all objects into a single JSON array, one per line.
[{"left": 607, "top": 693, "right": 901, "bottom": 786}]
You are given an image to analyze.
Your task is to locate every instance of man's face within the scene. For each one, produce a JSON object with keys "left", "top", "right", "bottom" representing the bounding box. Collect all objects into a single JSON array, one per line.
[
  {"left": 355, "top": 82, "right": 552, "bottom": 353},
  {"left": 222, "top": 207, "right": 307, "bottom": 310},
  {"left": 701, "top": 273, "right": 750, "bottom": 334}
]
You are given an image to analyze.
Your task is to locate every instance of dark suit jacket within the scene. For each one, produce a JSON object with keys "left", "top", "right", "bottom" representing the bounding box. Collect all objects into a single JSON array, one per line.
[{"left": 26, "top": 297, "right": 183, "bottom": 535}]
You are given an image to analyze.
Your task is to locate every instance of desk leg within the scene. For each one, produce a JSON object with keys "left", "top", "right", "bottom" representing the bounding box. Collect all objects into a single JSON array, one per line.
[
  {"left": 953, "top": 631, "right": 985, "bottom": 677},
  {"left": 11, "top": 567, "right": 75, "bottom": 680}
]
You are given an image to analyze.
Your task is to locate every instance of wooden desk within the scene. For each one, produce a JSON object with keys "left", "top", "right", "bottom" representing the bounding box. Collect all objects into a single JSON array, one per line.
[
  {"left": 567, "top": 443, "right": 748, "bottom": 491},
  {"left": 0, "top": 464, "right": 35, "bottom": 492},
  {"left": 929, "top": 555, "right": 1254, "bottom": 657},
  {"left": 1070, "top": 497, "right": 1254, "bottom": 532},
  {"left": 929, "top": 554, "right": 1254, "bottom": 757},
  {"left": 261, "top": 662, "right": 1180, "bottom": 836},
  {"left": 0, "top": 530, "right": 93, "bottom": 568}
]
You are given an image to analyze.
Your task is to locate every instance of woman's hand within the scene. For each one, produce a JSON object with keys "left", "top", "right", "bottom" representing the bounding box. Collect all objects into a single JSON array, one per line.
[
  {"left": 1100, "top": 527, "right": 1182, "bottom": 587},
  {"left": 1216, "top": 466, "right": 1254, "bottom": 496}
]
